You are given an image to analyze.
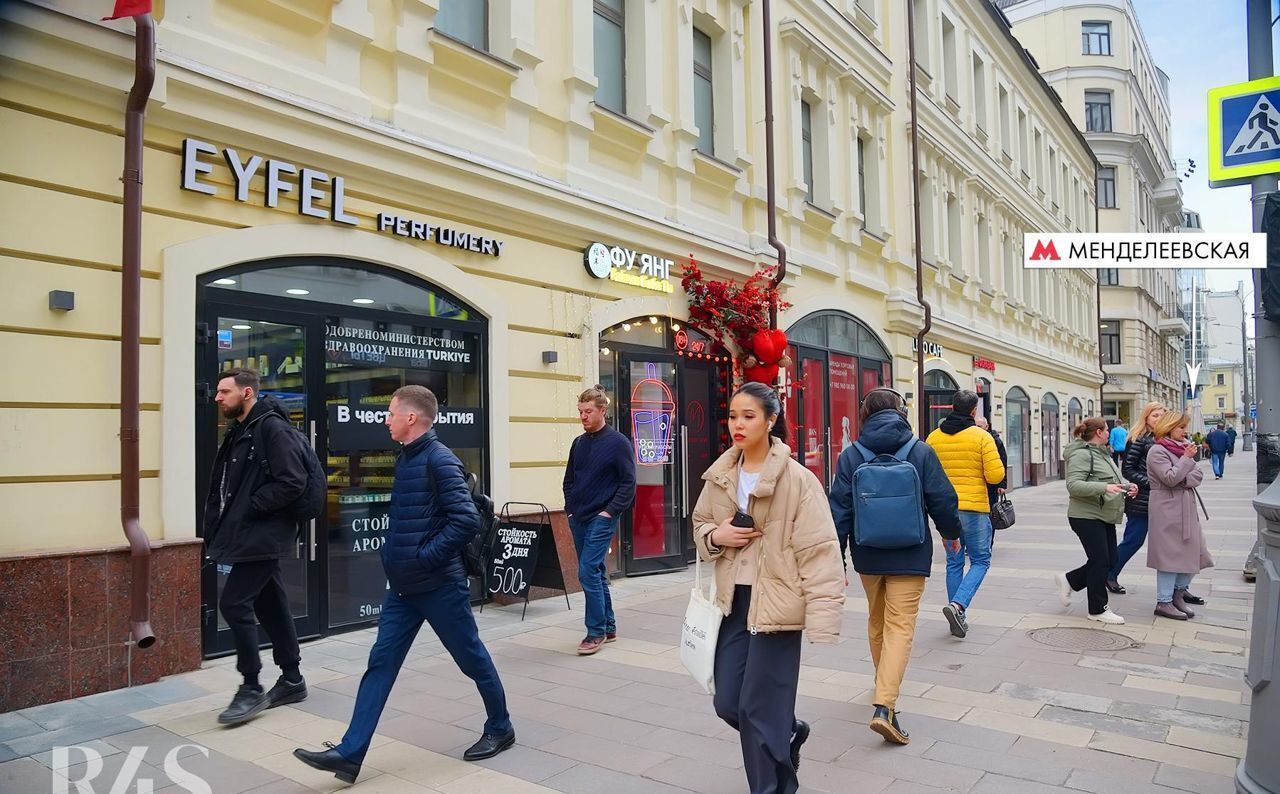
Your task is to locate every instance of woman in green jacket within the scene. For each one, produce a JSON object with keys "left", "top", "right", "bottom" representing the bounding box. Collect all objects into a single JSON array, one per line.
[{"left": 1052, "top": 418, "right": 1137, "bottom": 625}]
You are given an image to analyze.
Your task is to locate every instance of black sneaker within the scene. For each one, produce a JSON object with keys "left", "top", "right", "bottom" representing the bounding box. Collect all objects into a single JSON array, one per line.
[
  {"left": 942, "top": 603, "right": 969, "bottom": 638},
  {"left": 1181, "top": 591, "right": 1206, "bottom": 605},
  {"left": 217, "top": 684, "right": 269, "bottom": 725},
  {"left": 266, "top": 675, "right": 308, "bottom": 708},
  {"left": 463, "top": 729, "right": 515, "bottom": 761},
  {"left": 870, "top": 705, "right": 910, "bottom": 745},
  {"left": 790, "top": 719, "right": 810, "bottom": 771}
]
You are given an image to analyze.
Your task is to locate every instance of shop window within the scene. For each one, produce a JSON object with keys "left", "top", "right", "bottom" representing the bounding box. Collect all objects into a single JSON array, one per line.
[
  {"left": 924, "top": 369, "right": 959, "bottom": 431},
  {"left": 437, "top": 0, "right": 488, "bottom": 51},
  {"left": 593, "top": 0, "right": 626, "bottom": 114},
  {"left": 693, "top": 26, "right": 715, "bottom": 155}
]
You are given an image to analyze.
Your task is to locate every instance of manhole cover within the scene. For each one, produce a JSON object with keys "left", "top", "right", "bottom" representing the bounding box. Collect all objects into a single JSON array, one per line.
[{"left": 1027, "top": 627, "right": 1137, "bottom": 651}]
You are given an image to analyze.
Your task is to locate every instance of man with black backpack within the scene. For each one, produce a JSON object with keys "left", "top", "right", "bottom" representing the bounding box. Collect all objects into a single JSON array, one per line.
[
  {"left": 204, "top": 368, "right": 316, "bottom": 725},
  {"left": 294, "top": 385, "right": 513, "bottom": 785},
  {"left": 830, "top": 388, "right": 960, "bottom": 745}
]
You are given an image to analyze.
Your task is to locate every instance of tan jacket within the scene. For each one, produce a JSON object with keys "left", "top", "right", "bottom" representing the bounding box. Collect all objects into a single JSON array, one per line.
[{"left": 692, "top": 440, "right": 845, "bottom": 643}]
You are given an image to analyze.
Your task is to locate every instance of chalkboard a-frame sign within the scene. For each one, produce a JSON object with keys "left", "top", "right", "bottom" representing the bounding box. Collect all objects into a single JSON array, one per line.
[{"left": 483, "top": 503, "right": 569, "bottom": 619}]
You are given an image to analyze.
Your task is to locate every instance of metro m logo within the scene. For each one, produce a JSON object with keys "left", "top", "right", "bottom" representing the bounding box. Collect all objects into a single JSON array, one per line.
[{"left": 1029, "top": 239, "right": 1060, "bottom": 261}]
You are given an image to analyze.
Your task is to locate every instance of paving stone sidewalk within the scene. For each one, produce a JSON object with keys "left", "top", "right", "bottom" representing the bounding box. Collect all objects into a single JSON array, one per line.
[{"left": 1, "top": 453, "right": 1260, "bottom": 793}]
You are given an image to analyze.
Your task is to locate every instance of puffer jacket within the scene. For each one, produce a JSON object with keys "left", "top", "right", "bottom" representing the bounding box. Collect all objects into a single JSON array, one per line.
[
  {"left": 692, "top": 440, "right": 845, "bottom": 643},
  {"left": 926, "top": 413, "right": 1006, "bottom": 512},
  {"left": 382, "top": 430, "right": 481, "bottom": 596},
  {"left": 1064, "top": 439, "right": 1129, "bottom": 524},
  {"left": 1121, "top": 434, "right": 1155, "bottom": 516}
]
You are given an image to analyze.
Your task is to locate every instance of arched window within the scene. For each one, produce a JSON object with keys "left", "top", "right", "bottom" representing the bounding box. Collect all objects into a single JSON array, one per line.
[
  {"left": 1068, "top": 397, "right": 1083, "bottom": 430},
  {"left": 1004, "top": 387, "right": 1031, "bottom": 488},
  {"left": 784, "top": 311, "right": 892, "bottom": 487}
]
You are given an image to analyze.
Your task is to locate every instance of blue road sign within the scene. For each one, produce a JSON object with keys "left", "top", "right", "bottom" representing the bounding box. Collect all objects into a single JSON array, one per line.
[
  {"left": 1251, "top": 404, "right": 1258, "bottom": 419},
  {"left": 1209, "top": 76, "right": 1280, "bottom": 187}
]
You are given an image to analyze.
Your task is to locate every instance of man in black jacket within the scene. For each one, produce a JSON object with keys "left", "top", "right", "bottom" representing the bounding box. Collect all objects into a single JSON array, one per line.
[
  {"left": 294, "top": 385, "right": 513, "bottom": 785},
  {"left": 204, "top": 369, "right": 308, "bottom": 725}
]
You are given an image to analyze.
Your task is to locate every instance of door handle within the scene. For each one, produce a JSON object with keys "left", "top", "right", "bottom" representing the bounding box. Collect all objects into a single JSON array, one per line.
[
  {"left": 308, "top": 419, "right": 318, "bottom": 562},
  {"left": 680, "top": 425, "right": 689, "bottom": 518}
]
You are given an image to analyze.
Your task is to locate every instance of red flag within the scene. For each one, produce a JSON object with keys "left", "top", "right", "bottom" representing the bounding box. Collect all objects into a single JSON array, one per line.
[{"left": 103, "top": 0, "right": 152, "bottom": 20}]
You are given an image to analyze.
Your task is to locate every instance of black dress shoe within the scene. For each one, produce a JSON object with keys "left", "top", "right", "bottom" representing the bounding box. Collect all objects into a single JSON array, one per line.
[
  {"left": 1181, "top": 591, "right": 1205, "bottom": 605},
  {"left": 217, "top": 685, "right": 269, "bottom": 725},
  {"left": 266, "top": 675, "right": 308, "bottom": 708},
  {"left": 790, "top": 719, "right": 810, "bottom": 771},
  {"left": 293, "top": 743, "right": 361, "bottom": 784},
  {"left": 870, "top": 705, "right": 910, "bottom": 745},
  {"left": 1105, "top": 580, "right": 1127, "bottom": 595},
  {"left": 463, "top": 729, "right": 515, "bottom": 761}
]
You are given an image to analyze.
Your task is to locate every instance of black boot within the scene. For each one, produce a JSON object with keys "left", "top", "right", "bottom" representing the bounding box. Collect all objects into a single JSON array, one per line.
[
  {"left": 790, "top": 719, "right": 810, "bottom": 771},
  {"left": 463, "top": 729, "right": 516, "bottom": 761},
  {"left": 217, "top": 685, "right": 269, "bottom": 726},
  {"left": 293, "top": 743, "right": 361, "bottom": 784},
  {"left": 266, "top": 675, "right": 308, "bottom": 708},
  {"left": 870, "top": 705, "right": 910, "bottom": 745}
]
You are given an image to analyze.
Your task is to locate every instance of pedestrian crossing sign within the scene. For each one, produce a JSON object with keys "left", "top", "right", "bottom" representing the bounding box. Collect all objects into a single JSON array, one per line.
[{"left": 1209, "top": 76, "right": 1280, "bottom": 187}]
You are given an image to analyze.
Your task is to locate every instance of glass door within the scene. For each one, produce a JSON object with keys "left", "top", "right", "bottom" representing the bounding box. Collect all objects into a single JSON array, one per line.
[
  {"left": 794, "top": 349, "right": 830, "bottom": 485},
  {"left": 1006, "top": 399, "right": 1028, "bottom": 488},
  {"left": 198, "top": 307, "right": 322, "bottom": 656},
  {"left": 618, "top": 353, "right": 684, "bottom": 574},
  {"left": 679, "top": 355, "right": 723, "bottom": 564}
]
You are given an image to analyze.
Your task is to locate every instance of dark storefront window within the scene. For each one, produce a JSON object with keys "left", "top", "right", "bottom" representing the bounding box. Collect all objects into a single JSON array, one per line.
[{"left": 924, "top": 369, "right": 960, "bottom": 432}]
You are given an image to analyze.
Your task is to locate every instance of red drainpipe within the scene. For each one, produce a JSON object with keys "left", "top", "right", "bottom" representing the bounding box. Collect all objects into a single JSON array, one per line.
[
  {"left": 121, "top": 12, "right": 157, "bottom": 650},
  {"left": 762, "top": 0, "right": 787, "bottom": 331}
]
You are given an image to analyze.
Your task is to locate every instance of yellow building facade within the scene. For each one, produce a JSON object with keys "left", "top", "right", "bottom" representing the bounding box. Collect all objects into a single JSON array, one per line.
[{"left": 0, "top": 0, "right": 1101, "bottom": 695}]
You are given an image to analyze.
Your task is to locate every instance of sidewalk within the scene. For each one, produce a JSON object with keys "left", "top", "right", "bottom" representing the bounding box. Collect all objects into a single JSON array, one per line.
[{"left": 1, "top": 452, "right": 1259, "bottom": 794}]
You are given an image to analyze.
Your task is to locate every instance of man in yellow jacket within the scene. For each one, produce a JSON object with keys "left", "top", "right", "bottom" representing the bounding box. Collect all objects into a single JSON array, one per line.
[{"left": 926, "top": 390, "right": 1006, "bottom": 639}]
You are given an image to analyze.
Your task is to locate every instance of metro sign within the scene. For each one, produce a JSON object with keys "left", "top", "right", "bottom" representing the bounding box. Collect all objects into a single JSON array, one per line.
[{"left": 1029, "top": 239, "right": 1060, "bottom": 261}]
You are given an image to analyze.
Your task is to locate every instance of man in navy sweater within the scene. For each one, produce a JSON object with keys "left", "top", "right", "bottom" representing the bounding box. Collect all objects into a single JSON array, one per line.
[{"left": 563, "top": 386, "right": 636, "bottom": 655}]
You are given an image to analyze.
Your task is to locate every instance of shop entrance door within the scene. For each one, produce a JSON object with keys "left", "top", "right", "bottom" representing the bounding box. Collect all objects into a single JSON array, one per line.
[
  {"left": 197, "top": 305, "right": 323, "bottom": 656},
  {"left": 679, "top": 355, "right": 721, "bottom": 564},
  {"left": 792, "top": 348, "right": 831, "bottom": 485},
  {"left": 617, "top": 353, "right": 685, "bottom": 574}
]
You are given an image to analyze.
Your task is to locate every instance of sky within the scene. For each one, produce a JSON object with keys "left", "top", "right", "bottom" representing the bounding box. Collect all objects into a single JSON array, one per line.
[{"left": 1131, "top": 0, "right": 1271, "bottom": 297}]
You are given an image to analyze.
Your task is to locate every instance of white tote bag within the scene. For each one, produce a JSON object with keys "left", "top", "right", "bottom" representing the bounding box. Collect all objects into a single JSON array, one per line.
[{"left": 680, "top": 555, "right": 723, "bottom": 695}]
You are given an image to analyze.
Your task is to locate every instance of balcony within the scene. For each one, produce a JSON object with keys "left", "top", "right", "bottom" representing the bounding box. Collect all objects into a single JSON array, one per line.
[{"left": 1159, "top": 315, "right": 1189, "bottom": 337}]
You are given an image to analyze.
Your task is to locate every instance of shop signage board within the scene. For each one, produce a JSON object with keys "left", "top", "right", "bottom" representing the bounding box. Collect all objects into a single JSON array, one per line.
[
  {"left": 331, "top": 498, "right": 392, "bottom": 623},
  {"left": 329, "top": 400, "right": 483, "bottom": 450},
  {"left": 911, "top": 338, "right": 945, "bottom": 357},
  {"left": 324, "top": 322, "right": 478, "bottom": 373},
  {"left": 1208, "top": 76, "right": 1280, "bottom": 188},
  {"left": 973, "top": 357, "right": 996, "bottom": 372},
  {"left": 584, "top": 242, "right": 675, "bottom": 294},
  {"left": 484, "top": 504, "right": 567, "bottom": 620}
]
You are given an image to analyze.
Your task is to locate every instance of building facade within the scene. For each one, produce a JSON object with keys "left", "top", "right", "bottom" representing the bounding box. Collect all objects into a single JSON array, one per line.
[
  {"left": 0, "top": 0, "right": 1099, "bottom": 707},
  {"left": 1203, "top": 286, "right": 1253, "bottom": 434},
  {"left": 1001, "top": 0, "right": 1186, "bottom": 425}
]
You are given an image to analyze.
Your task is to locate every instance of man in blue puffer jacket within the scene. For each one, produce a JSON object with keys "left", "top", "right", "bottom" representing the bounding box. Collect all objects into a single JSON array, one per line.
[{"left": 294, "top": 386, "right": 513, "bottom": 784}]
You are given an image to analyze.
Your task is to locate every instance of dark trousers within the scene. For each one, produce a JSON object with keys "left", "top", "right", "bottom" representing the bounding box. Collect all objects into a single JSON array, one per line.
[
  {"left": 713, "top": 586, "right": 802, "bottom": 794},
  {"left": 336, "top": 580, "right": 510, "bottom": 765},
  {"left": 218, "top": 559, "right": 301, "bottom": 683},
  {"left": 1065, "top": 518, "right": 1117, "bottom": 615}
]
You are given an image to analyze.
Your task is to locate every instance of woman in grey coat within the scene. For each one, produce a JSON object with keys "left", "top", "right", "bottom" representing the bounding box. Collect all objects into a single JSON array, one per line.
[{"left": 1145, "top": 411, "right": 1213, "bottom": 620}]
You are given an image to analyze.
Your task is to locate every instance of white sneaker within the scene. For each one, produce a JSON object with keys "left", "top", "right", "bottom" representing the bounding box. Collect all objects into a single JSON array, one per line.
[
  {"left": 1087, "top": 609, "right": 1125, "bottom": 625},
  {"left": 1053, "top": 573, "right": 1073, "bottom": 608}
]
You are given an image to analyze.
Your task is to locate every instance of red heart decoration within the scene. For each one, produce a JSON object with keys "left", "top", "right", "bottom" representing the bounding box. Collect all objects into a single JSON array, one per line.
[
  {"left": 743, "top": 363, "right": 780, "bottom": 385},
  {"left": 751, "top": 329, "right": 788, "bottom": 365}
]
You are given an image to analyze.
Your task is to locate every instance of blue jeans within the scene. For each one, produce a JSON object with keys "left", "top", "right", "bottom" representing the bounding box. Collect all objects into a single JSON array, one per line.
[
  {"left": 1156, "top": 571, "right": 1194, "bottom": 603},
  {"left": 1109, "top": 514, "right": 1149, "bottom": 582},
  {"left": 945, "top": 511, "right": 993, "bottom": 610},
  {"left": 569, "top": 514, "right": 618, "bottom": 638},
  {"left": 336, "top": 581, "right": 510, "bottom": 764},
  {"left": 1210, "top": 452, "right": 1226, "bottom": 477}
]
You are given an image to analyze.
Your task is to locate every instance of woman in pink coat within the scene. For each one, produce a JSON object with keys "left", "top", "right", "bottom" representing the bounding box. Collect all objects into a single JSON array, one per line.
[{"left": 1145, "top": 411, "right": 1213, "bottom": 620}]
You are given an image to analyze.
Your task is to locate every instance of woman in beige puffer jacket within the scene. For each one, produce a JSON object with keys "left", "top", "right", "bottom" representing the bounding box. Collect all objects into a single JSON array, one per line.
[{"left": 693, "top": 382, "right": 845, "bottom": 794}]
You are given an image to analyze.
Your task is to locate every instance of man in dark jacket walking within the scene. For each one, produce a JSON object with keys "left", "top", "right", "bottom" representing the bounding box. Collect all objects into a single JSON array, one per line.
[
  {"left": 1206, "top": 423, "right": 1230, "bottom": 479},
  {"left": 830, "top": 388, "right": 961, "bottom": 745},
  {"left": 294, "top": 386, "right": 513, "bottom": 784},
  {"left": 1226, "top": 425, "right": 1238, "bottom": 456},
  {"left": 563, "top": 385, "right": 636, "bottom": 656},
  {"left": 204, "top": 368, "right": 309, "bottom": 725}
]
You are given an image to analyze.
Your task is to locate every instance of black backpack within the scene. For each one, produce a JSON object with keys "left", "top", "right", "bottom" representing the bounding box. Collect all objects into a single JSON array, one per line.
[
  {"left": 257, "top": 414, "right": 327, "bottom": 521},
  {"left": 426, "top": 451, "right": 494, "bottom": 578}
]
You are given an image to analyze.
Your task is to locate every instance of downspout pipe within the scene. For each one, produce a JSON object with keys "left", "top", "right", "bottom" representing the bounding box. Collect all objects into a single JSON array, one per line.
[
  {"left": 121, "top": 13, "right": 157, "bottom": 650},
  {"left": 1095, "top": 169, "right": 1103, "bottom": 415},
  {"left": 762, "top": 0, "right": 787, "bottom": 331},
  {"left": 907, "top": 0, "right": 933, "bottom": 438}
]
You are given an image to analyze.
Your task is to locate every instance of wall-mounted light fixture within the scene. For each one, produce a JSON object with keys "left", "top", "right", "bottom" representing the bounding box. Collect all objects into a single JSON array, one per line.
[
  {"left": 542, "top": 351, "right": 559, "bottom": 365},
  {"left": 49, "top": 290, "right": 75, "bottom": 312}
]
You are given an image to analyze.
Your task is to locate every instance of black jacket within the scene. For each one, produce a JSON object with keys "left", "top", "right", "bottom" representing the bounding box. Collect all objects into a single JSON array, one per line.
[
  {"left": 203, "top": 397, "right": 310, "bottom": 563},
  {"left": 381, "top": 430, "right": 480, "bottom": 595},
  {"left": 1121, "top": 433, "right": 1155, "bottom": 516},
  {"left": 830, "top": 409, "right": 962, "bottom": 577},
  {"left": 987, "top": 429, "right": 1009, "bottom": 506}
]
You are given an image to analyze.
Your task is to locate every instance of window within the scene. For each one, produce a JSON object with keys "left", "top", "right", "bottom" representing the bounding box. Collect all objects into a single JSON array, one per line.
[
  {"left": 1017, "top": 109, "right": 1029, "bottom": 172},
  {"left": 946, "top": 193, "right": 961, "bottom": 272},
  {"left": 1100, "top": 321, "right": 1121, "bottom": 364},
  {"left": 437, "top": 0, "right": 488, "bottom": 51},
  {"left": 912, "top": 0, "right": 931, "bottom": 72},
  {"left": 998, "top": 86, "right": 1011, "bottom": 154},
  {"left": 856, "top": 136, "right": 867, "bottom": 224},
  {"left": 593, "top": 0, "right": 626, "bottom": 114},
  {"left": 1034, "top": 129, "right": 1044, "bottom": 187},
  {"left": 801, "top": 99, "right": 815, "bottom": 203},
  {"left": 1085, "top": 90, "right": 1112, "bottom": 132},
  {"left": 693, "top": 27, "right": 714, "bottom": 155},
  {"left": 1049, "top": 149, "right": 1058, "bottom": 203},
  {"left": 972, "top": 54, "right": 988, "bottom": 133},
  {"left": 1216, "top": 373, "right": 1226, "bottom": 386},
  {"left": 942, "top": 16, "right": 958, "bottom": 101},
  {"left": 1098, "top": 269, "right": 1119, "bottom": 286},
  {"left": 1097, "top": 166, "right": 1117, "bottom": 208},
  {"left": 1082, "top": 21, "right": 1111, "bottom": 55},
  {"left": 1218, "top": 396, "right": 1226, "bottom": 409},
  {"left": 920, "top": 174, "right": 936, "bottom": 262},
  {"left": 977, "top": 214, "right": 990, "bottom": 285}
]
